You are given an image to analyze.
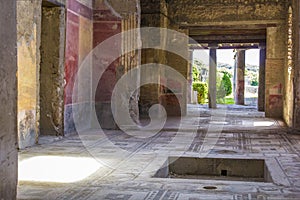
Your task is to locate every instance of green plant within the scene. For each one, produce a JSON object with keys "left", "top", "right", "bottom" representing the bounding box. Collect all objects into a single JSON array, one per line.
[
  {"left": 222, "top": 72, "right": 232, "bottom": 96},
  {"left": 193, "top": 81, "right": 208, "bottom": 104},
  {"left": 217, "top": 97, "right": 235, "bottom": 105},
  {"left": 246, "top": 69, "right": 259, "bottom": 86},
  {"left": 216, "top": 73, "right": 225, "bottom": 99},
  {"left": 192, "top": 65, "right": 200, "bottom": 82},
  {"left": 251, "top": 80, "right": 258, "bottom": 86},
  {"left": 216, "top": 98, "right": 225, "bottom": 104},
  {"left": 217, "top": 72, "right": 232, "bottom": 100},
  {"left": 225, "top": 97, "right": 235, "bottom": 104}
]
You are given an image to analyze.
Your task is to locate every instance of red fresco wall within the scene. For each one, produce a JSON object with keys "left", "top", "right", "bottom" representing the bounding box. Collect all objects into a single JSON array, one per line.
[
  {"left": 64, "top": 0, "right": 93, "bottom": 134},
  {"left": 64, "top": 0, "right": 122, "bottom": 132},
  {"left": 93, "top": 3, "right": 121, "bottom": 103},
  {"left": 65, "top": 10, "right": 79, "bottom": 105}
]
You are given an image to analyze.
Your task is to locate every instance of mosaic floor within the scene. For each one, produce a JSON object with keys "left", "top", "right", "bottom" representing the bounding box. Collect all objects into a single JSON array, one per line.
[{"left": 17, "top": 105, "right": 300, "bottom": 200}]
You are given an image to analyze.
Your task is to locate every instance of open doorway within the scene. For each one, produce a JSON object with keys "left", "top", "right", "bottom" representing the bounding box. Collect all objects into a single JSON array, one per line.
[
  {"left": 191, "top": 49, "right": 236, "bottom": 106},
  {"left": 245, "top": 49, "right": 260, "bottom": 106},
  {"left": 191, "top": 48, "right": 261, "bottom": 109}
]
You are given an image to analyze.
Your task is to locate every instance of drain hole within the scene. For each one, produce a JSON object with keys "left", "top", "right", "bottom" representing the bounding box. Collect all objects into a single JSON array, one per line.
[
  {"left": 203, "top": 186, "right": 217, "bottom": 190},
  {"left": 221, "top": 170, "right": 227, "bottom": 176}
]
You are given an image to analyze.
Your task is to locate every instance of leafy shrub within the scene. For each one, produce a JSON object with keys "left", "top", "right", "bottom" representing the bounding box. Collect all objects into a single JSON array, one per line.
[
  {"left": 193, "top": 81, "right": 208, "bottom": 104},
  {"left": 222, "top": 72, "right": 232, "bottom": 96},
  {"left": 192, "top": 66, "right": 200, "bottom": 82},
  {"left": 217, "top": 72, "right": 232, "bottom": 100}
]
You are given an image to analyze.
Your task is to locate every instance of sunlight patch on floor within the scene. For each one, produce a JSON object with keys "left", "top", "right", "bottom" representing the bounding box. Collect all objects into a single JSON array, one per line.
[
  {"left": 18, "top": 156, "right": 102, "bottom": 183},
  {"left": 253, "top": 121, "right": 275, "bottom": 127}
]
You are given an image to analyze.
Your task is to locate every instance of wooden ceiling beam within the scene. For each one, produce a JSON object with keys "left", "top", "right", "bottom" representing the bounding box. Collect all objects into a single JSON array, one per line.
[
  {"left": 190, "top": 34, "right": 266, "bottom": 44},
  {"left": 189, "top": 44, "right": 260, "bottom": 50}
]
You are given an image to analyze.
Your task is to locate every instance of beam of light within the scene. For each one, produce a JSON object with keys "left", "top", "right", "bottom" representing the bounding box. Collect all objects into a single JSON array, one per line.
[
  {"left": 18, "top": 156, "right": 102, "bottom": 183},
  {"left": 253, "top": 121, "right": 275, "bottom": 127}
]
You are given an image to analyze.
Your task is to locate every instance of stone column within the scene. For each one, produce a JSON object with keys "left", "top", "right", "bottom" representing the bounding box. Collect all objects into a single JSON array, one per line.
[
  {"left": 294, "top": 0, "right": 300, "bottom": 129},
  {"left": 208, "top": 44, "right": 218, "bottom": 109},
  {"left": 258, "top": 44, "right": 266, "bottom": 111},
  {"left": 187, "top": 49, "right": 194, "bottom": 103},
  {"left": 233, "top": 50, "right": 237, "bottom": 95},
  {"left": 235, "top": 50, "right": 246, "bottom": 105},
  {"left": 265, "top": 26, "right": 285, "bottom": 118},
  {"left": 0, "top": 0, "right": 18, "bottom": 199}
]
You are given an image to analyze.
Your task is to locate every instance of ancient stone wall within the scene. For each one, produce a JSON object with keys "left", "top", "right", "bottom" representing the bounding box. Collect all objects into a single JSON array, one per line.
[
  {"left": 168, "top": 0, "right": 287, "bottom": 24},
  {"left": 166, "top": 0, "right": 289, "bottom": 119},
  {"left": 121, "top": 9, "right": 141, "bottom": 124},
  {"left": 293, "top": 0, "right": 300, "bottom": 129},
  {"left": 283, "top": 3, "right": 295, "bottom": 126},
  {"left": 265, "top": 25, "right": 285, "bottom": 118},
  {"left": 106, "top": 0, "right": 137, "bottom": 16},
  {"left": 0, "top": 0, "right": 18, "bottom": 198},
  {"left": 16, "top": 0, "right": 297, "bottom": 138},
  {"left": 162, "top": 28, "right": 188, "bottom": 116},
  {"left": 17, "top": 0, "right": 66, "bottom": 148},
  {"left": 140, "top": 0, "right": 164, "bottom": 116},
  {"left": 40, "top": 5, "right": 65, "bottom": 136},
  {"left": 140, "top": 0, "right": 190, "bottom": 116},
  {"left": 17, "top": 0, "right": 42, "bottom": 148}
]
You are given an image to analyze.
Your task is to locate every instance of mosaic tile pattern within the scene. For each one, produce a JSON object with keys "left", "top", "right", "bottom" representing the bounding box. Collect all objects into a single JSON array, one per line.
[{"left": 18, "top": 105, "right": 300, "bottom": 200}]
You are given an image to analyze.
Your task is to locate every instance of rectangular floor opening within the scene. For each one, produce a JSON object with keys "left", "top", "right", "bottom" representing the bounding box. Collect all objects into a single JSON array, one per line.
[{"left": 154, "top": 157, "right": 272, "bottom": 182}]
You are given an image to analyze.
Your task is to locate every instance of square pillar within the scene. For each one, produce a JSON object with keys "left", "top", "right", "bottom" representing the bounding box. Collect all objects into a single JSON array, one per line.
[
  {"left": 258, "top": 44, "right": 266, "bottom": 111},
  {"left": 208, "top": 44, "right": 218, "bottom": 109},
  {"left": 0, "top": 0, "right": 18, "bottom": 199},
  {"left": 265, "top": 26, "right": 285, "bottom": 118},
  {"left": 187, "top": 49, "right": 194, "bottom": 103},
  {"left": 235, "top": 50, "right": 246, "bottom": 105}
]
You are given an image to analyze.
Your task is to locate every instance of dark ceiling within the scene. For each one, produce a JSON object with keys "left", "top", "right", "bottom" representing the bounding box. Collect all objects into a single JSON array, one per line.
[{"left": 184, "top": 24, "right": 270, "bottom": 49}]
